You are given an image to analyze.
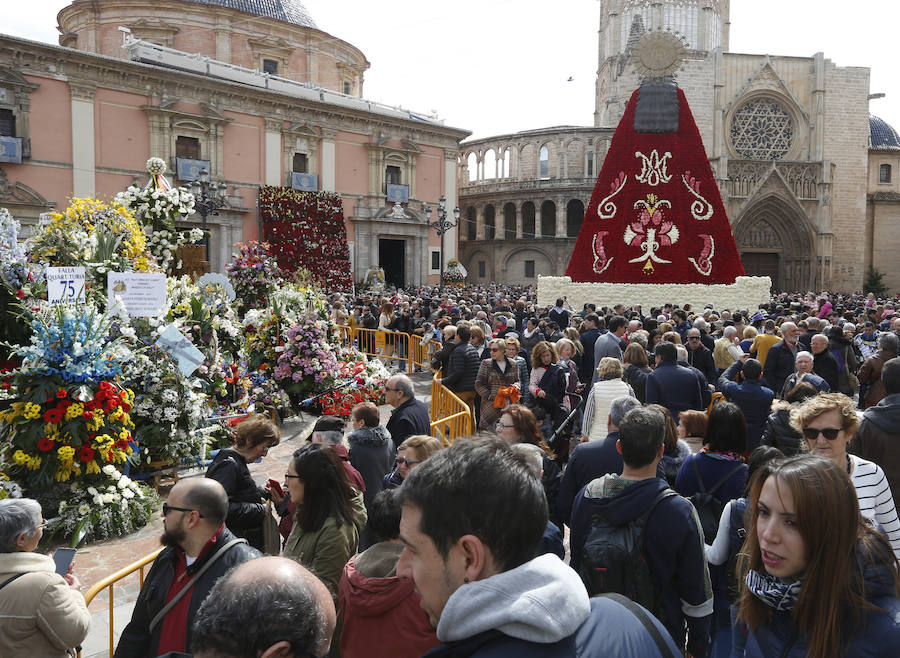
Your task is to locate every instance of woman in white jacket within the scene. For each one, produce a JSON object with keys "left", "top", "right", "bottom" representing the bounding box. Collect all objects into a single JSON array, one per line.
[{"left": 580, "top": 357, "right": 635, "bottom": 442}]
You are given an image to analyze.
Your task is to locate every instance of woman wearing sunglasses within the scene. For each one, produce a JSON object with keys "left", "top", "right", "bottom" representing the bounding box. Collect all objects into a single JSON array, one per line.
[
  {"left": 792, "top": 392, "right": 900, "bottom": 559},
  {"left": 381, "top": 435, "right": 443, "bottom": 490},
  {"left": 738, "top": 454, "right": 900, "bottom": 657}
]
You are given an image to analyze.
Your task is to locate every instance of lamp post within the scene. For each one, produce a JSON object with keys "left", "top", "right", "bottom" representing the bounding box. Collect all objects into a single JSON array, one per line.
[
  {"left": 424, "top": 195, "right": 460, "bottom": 292},
  {"left": 190, "top": 168, "right": 227, "bottom": 263}
]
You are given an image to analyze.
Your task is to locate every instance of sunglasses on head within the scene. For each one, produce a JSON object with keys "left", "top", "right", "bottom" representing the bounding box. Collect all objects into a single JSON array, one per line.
[{"left": 801, "top": 427, "right": 842, "bottom": 441}]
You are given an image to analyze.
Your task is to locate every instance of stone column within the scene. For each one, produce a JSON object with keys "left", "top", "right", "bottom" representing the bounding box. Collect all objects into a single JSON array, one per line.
[
  {"left": 69, "top": 83, "right": 96, "bottom": 198},
  {"left": 555, "top": 197, "right": 566, "bottom": 237},
  {"left": 321, "top": 129, "right": 336, "bottom": 192},
  {"left": 443, "top": 151, "right": 458, "bottom": 261},
  {"left": 264, "top": 118, "right": 282, "bottom": 186},
  {"left": 515, "top": 203, "right": 523, "bottom": 239}
]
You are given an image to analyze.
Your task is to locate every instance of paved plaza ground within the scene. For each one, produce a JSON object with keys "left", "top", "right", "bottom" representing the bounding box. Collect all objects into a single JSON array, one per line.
[{"left": 75, "top": 370, "right": 434, "bottom": 658}]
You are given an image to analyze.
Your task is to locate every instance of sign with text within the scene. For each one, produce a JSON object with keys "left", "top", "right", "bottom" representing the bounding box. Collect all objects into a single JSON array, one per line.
[
  {"left": 291, "top": 172, "right": 319, "bottom": 192},
  {"left": 46, "top": 266, "right": 86, "bottom": 304},
  {"left": 386, "top": 183, "right": 409, "bottom": 203},
  {"left": 155, "top": 324, "right": 205, "bottom": 377},
  {"left": 107, "top": 273, "right": 167, "bottom": 317}
]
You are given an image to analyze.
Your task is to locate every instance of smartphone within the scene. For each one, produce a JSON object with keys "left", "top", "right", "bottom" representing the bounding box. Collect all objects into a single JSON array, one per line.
[
  {"left": 267, "top": 478, "right": 284, "bottom": 498},
  {"left": 53, "top": 548, "right": 76, "bottom": 577}
]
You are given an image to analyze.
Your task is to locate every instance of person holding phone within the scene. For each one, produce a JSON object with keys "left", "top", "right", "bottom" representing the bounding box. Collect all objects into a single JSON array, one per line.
[
  {"left": 0, "top": 498, "right": 91, "bottom": 657},
  {"left": 206, "top": 413, "right": 281, "bottom": 551}
]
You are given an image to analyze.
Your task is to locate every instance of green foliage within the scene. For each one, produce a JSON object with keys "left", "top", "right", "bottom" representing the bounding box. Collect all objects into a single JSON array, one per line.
[{"left": 865, "top": 266, "right": 889, "bottom": 297}]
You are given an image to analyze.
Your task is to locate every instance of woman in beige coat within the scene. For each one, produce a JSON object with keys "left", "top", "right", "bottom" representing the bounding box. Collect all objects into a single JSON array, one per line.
[{"left": 0, "top": 498, "right": 90, "bottom": 657}]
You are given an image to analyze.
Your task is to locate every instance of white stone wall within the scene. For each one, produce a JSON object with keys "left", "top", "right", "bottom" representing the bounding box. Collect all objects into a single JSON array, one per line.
[{"left": 537, "top": 276, "right": 772, "bottom": 311}]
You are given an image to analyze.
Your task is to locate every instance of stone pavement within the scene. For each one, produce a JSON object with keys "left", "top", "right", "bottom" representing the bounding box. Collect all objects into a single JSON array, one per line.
[{"left": 76, "top": 370, "right": 434, "bottom": 657}]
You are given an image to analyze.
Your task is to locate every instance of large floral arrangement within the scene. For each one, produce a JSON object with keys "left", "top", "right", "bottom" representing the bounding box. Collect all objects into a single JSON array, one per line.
[
  {"left": 259, "top": 186, "right": 351, "bottom": 291},
  {"left": 444, "top": 259, "right": 467, "bottom": 283},
  {"left": 123, "top": 347, "right": 207, "bottom": 466},
  {"left": 319, "top": 349, "right": 389, "bottom": 417},
  {"left": 226, "top": 242, "right": 282, "bottom": 314},
  {"left": 0, "top": 303, "right": 136, "bottom": 488},
  {"left": 27, "top": 198, "right": 150, "bottom": 274},
  {"left": 52, "top": 465, "right": 158, "bottom": 545},
  {"left": 273, "top": 320, "right": 340, "bottom": 403},
  {"left": 0, "top": 209, "right": 38, "bottom": 364}
]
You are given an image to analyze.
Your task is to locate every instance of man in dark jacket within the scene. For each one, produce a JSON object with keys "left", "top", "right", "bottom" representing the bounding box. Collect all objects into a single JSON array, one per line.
[
  {"left": 856, "top": 357, "right": 900, "bottom": 502},
  {"left": 685, "top": 327, "right": 716, "bottom": 383},
  {"left": 717, "top": 358, "right": 775, "bottom": 451},
  {"left": 592, "top": 316, "right": 626, "bottom": 383},
  {"left": 763, "top": 321, "right": 800, "bottom": 396},
  {"left": 115, "top": 478, "right": 260, "bottom": 657},
  {"left": 556, "top": 396, "right": 642, "bottom": 526},
  {"left": 385, "top": 374, "right": 430, "bottom": 451},
  {"left": 645, "top": 342, "right": 703, "bottom": 422},
  {"left": 797, "top": 317, "right": 819, "bottom": 351},
  {"left": 810, "top": 333, "right": 839, "bottom": 391},
  {"left": 569, "top": 406, "right": 713, "bottom": 657},
  {"left": 438, "top": 324, "right": 481, "bottom": 415},
  {"left": 859, "top": 332, "right": 900, "bottom": 408},
  {"left": 578, "top": 314, "right": 602, "bottom": 384}
]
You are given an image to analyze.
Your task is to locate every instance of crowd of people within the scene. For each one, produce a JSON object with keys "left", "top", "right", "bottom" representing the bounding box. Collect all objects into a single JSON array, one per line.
[{"left": 4, "top": 285, "right": 900, "bottom": 656}]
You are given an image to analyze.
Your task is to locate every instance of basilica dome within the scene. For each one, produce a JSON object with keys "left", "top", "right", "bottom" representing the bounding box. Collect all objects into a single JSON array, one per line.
[
  {"left": 180, "top": 0, "right": 316, "bottom": 28},
  {"left": 870, "top": 115, "right": 900, "bottom": 150}
]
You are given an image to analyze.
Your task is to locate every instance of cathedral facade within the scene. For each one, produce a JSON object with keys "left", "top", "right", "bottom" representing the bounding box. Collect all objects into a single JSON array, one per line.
[
  {"left": 0, "top": 0, "right": 468, "bottom": 284},
  {"left": 460, "top": 0, "right": 899, "bottom": 293}
]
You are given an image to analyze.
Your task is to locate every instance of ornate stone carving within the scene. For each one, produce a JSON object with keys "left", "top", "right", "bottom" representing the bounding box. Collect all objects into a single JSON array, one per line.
[
  {"left": 740, "top": 219, "right": 781, "bottom": 250},
  {"left": 729, "top": 98, "right": 793, "bottom": 160},
  {"left": 0, "top": 167, "right": 51, "bottom": 205},
  {"left": 68, "top": 82, "right": 96, "bottom": 101}
]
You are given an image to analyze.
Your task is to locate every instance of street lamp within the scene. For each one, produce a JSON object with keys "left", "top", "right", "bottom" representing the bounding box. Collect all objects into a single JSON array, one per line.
[
  {"left": 190, "top": 168, "right": 228, "bottom": 262},
  {"left": 423, "top": 195, "right": 460, "bottom": 291}
]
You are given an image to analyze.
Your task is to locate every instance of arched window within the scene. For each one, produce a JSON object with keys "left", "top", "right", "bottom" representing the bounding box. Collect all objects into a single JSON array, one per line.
[
  {"left": 483, "top": 149, "right": 496, "bottom": 180},
  {"left": 586, "top": 151, "right": 594, "bottom": 178},
  {"left": 540, "top": 200, "right": 556, "bottom": 237},
  {"left": 522, "top": 202, "right": 536, "bottom": 238},
  {"left": 566, "top": 199, "right": 585, "bottom": 237},
  {"left": 503, "top": 203, "right": 516, "bottom": 239},
  {"left": 484, "top": 205, "right": 496, "bottom": 240},
  {"left": 502, "top": 148, "right": 511, "bottom": 178},
  {"left": 539, "top": 146, "right": 550, "bottom": 179},
  {"left": 467, "top": 152, "right": 478, "bottom": 182},
  {"left": 466, "top": 207, "right": 476, "bottom": 240}
]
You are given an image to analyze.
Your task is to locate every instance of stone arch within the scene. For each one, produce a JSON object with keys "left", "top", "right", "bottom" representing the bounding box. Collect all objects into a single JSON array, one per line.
[
  {"left": 466, "top": 249, "right": 492, "bottom": 282},
  {"left": 539, "top": 144, "right": 550, "bottom": 178},
  {"left": 483, "top": 148, "right": 497, "bottom": 180},
  {"left": 565, "top": 139, "right": 585, "bottom": 177},
  {"left": 566, "top": 199, "right": 585, "bottom": 237},
  {"left": 466, "top": 152, "right": 478, "bottom": 182},
  {"left": 732, "top": 194, "right": 817, "bottom": 291},
  {"left": 464, "top": 206, "right": 476, "bottom": 240},
  {"left": 522, "top": 201, "right": 536, "bottom": 238},
  {"left": 540, "top": 200, "right": 556, "bottom": 237},
  {"left": 502, "top": 246, "right": 555, "bottom": 284},
  {"left": 484, "top": 204, "right": 496, "bottom": 239}
]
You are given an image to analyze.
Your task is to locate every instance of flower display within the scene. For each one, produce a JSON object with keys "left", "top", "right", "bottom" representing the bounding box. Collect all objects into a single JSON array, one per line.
[
  {"left": 53, "top": 465, "right": 158, "bottom": 545},
  {"left": 319, "top": 349, "right": 390, "bottom": 417},
  {"left": 273, "top": 320, "right": 340, "bottom": 402},
  {"left": 258, "top": 187, "right": 352, "bottom": 291},
  {"left": 226, "top": 242, "right": 283, "bottom": 313},
  {"left": 0, "top": 208, "right": 39, "bottom": 294},
  {"left": 444, "top": 259, "right": 468, "bottom": 283}
]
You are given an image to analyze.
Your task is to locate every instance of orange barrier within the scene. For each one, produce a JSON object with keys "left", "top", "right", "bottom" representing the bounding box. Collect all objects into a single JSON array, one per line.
[
  {"left": 78, "top": 547, "right": 164, "bottom": 658},
  {"left": 430, "top": 370, "right": 475, "bottom": 445}
]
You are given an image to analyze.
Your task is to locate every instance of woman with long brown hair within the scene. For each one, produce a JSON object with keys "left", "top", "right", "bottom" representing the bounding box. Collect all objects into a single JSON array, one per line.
[{"left": 738, "top": 454, "right": 900, "bottom": 657}]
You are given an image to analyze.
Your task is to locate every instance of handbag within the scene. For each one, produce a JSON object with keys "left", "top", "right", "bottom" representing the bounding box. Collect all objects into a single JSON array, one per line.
[{"left": 263, "top": 501, "right": 281, "bottom": 556}]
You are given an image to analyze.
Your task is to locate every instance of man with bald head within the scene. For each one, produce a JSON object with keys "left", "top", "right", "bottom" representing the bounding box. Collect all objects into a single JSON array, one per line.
[
  {"left": 192, "top": 556, "right": 336, "bottom": 658},
  {"left": 810, "top": 333, "right": 839, "bottom": 391},
  {"left": 115, "top": 478, "right": 260, "bottom": 658},
  {"left": 763, "top": 321, "right": 802, "bottom": 397}
]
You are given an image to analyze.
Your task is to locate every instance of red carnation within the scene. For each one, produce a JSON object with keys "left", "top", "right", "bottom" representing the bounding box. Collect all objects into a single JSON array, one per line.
[
  {"left": 122, "top": 402, "right": 131, "bottom": 413},
  {"left": 82, "top": 411, "right": 93, "bottom": 420},
  {"left": 37, "top": 438, "right": 54, "bottom": 452},
  {"left": 56, "top": 389, "right": 67, "bottom": 399},
  {"left": 15, "top": 289, "right": 25, "bottom": 299},
  {"left": 43, "top": 408, "right": 64, "bottom": 424},
  {"left": 77, "top": 445, "right": 94, "bottom": 462}
]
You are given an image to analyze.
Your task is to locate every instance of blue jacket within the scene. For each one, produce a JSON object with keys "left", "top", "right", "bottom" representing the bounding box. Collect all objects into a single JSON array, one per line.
[
  {"left": 575, "top": 595, "right": 681, "bottom": 657},
  {"left": 570, "top": 476, "right": 713, "bottom": 657},
  {"left": 745, "top": 558, "right": 900, "bottom": 657},
  {"left": 762, "top": 340, "right": 796, "bottom": 397},
  {"left": 674, "top": 453, "right": 747, "bottom": 504},
  {"left": 423, "top": 630, "right": 576, "bottom": 657},
  {"left": 717, "top": 361, "right": 775, "bottom": 451},
  {"left": 645, "top": 361, "right": 703, "bottom": 421}
]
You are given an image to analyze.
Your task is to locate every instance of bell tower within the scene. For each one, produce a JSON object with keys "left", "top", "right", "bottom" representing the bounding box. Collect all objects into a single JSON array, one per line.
[{"left": 594, "top": 0, "right": 730, "bottom": 129}]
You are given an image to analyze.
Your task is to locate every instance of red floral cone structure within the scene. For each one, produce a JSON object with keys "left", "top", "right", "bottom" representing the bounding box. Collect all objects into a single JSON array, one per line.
[{"left": 566, "top": 84, "right": 745, "bottom": 284}]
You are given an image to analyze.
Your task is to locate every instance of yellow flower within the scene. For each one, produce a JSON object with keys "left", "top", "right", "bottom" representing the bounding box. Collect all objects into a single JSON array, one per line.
[
  {"left": 23, "top": 403, "right": 41, "bottom": 419},
  {"left": 57, "top": 445, "right": 76, "bottom": 460},
  {"left": 85, "top": 461, "right": 100, "bottom": 475},
  {"left": 64, "top": 403, "right": 84, "bottom": 421},
  {"left": 12, "top": 450, "right": 27, "bottom": 465},
  {"left": 118, "top": 429, "right": 130, "bottom": 442},
  {"left": 26, "top": 455, "right": 41, "bottom": 470}
]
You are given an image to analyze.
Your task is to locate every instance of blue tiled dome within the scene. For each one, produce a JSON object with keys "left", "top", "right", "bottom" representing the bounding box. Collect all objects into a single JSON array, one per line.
[
  {"left": 182, "top": 0, "right": 316, "bottom": 28},
  {"left": 870, "top": 114, "right": 900, "bottom": 150}
]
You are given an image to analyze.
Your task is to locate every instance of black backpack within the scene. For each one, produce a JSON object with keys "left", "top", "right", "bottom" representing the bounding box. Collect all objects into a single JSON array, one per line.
[
  {"left": 689, "top": 458, "right": 744, "bottom": 544},
  {"left": 580, "top": 488, "right": 678, "bottom": 612}
]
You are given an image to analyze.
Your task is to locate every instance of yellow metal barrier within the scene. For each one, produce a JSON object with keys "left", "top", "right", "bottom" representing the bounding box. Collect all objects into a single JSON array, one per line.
[
  {"left": 430, "top": 370, "right": 475, "bottom": 445},
  {"left": 337, "top": 325, "right": 439, "bottom": 373},
  {"left": 78, "top": 547, "right": 164, "bottom": 658}
]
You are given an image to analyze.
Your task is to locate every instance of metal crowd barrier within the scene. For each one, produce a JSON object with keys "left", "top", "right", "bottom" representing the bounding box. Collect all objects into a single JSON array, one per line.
[
  {"left": 430, "top": 370, "right": 475, "bottom": 445},
  {"left": 78, "top": 547, "right": 164, "bottom": 658},
  {"left": 337, "top": 325, "right": 438, "bottom": 373}
]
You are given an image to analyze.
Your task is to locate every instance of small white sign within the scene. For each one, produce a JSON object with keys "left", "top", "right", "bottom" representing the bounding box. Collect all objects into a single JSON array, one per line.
[
  {"left": 156, "top": 324, "right": 205, "bottom": 377},
  {"left": 46, "top": 266, "right": 86, "bottom": 304},
  {"left": 107, "top": 272, "right": 167, "bottom": 317}
]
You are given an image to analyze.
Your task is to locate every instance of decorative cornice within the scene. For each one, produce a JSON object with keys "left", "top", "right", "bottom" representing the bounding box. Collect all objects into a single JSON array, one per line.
[
  {"left": 68, "top": 82, "right": 96, "bottom": 101},
  {"left": 264, "top": 117, "right": 282, "bottom": 132},
  {"left": 246, "top": 35, "right": 295, "bottom": 59}
]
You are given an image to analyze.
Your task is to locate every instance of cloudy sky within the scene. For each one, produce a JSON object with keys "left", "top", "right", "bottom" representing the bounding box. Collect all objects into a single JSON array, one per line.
[{"left": 6, "top": 1, "right": 899, "bottom": 140}]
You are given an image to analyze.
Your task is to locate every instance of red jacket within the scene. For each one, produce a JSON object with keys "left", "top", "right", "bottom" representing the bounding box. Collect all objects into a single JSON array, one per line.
[{"left": 338, "top": 543, "right": 437, "bottom": 658}]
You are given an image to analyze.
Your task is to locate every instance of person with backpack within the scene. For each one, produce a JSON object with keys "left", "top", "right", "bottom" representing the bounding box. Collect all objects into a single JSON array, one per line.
[
  {"left": 704, "top": 446, "right": 783, "bottom": 658},
  {"left": 570, "top": 405, "right": 713, "bottom": 657}
]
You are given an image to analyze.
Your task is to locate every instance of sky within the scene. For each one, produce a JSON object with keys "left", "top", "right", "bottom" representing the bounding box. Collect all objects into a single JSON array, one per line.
[{"left": 5, "top": 0, "right": 900, "bottom": 141}]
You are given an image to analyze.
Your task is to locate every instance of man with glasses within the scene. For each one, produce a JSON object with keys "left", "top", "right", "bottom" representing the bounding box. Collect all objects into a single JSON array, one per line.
[
  {"left": 384, "top": 374, "right": 430, "bottom": 451},
  {"left": 685, "top": 328, "right": 716, "bottom": 383},
  {"left": 116, "top": 478, "right": 260, "bottom": 658}
]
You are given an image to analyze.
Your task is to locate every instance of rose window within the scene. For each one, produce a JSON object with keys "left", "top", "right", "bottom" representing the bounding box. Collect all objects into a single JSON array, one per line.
[{"left": 729, "top": 99, "right": 793, "bottom": 160}]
